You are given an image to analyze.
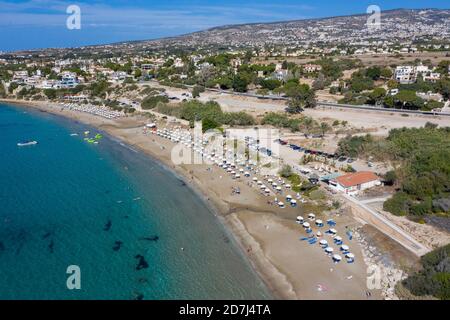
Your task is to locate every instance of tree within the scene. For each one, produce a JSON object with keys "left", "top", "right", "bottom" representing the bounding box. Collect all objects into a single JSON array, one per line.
[
  {"left": 259, "top": 79, "right": 281, "bottom": 91},
  {"left": 8, "top": 82, "right": 19, "bottom": 94},
  {"left": 387, "top": 79, "right": 398, "bottom": 90},
  {"left": 366, "top": 66, "right": 382, "bottom": 80},
  {"left": 436, "top": 79, "right": 450, "bottom": 100},
  {"left": 423, "top": 100, "right": 444, "bottom": 111},
  {"left": 312, "top": 73, "right": 326, "bottom": 90},
  {"left": 217, "top": 76, "right": 232, "bottom": 90},
  {"left": 368, "top": 87, "right": 387, "bottom": 105},
  {"left": 395, "top": 90, "right": 424, "bottom": 110},
  {"left": 380, "top": 67, "right": 393, "bottom": 79},
  {"left": 285, "top": 83, "right": 316, "bottom": 113},
  {"left": 192, "top": 85, "right": 204, "bottom": 98},
  {"left": 141, "top": 95, "right": 169, "bottom": 109},
  {"left": 163, "top": 58, "right": 174, "bottom": 68},
  {"left": 44, "top": 89, "right": 57, "bottom": 100},
  {"left": 134, "top": 68, "right": 142, "bottom": 79},
  {"left": 0, "top": 82, "right": 6, "bottom": 98},
  {"left": 232, "top": 74, "right": 249, "bottom": 92},
  {"left": 202, "top": 117, "right": 221, "bottom": 133},
  {"left": 383, "top": 170, "right": 397, "bottom": 186},
  {"left": 319, "top": 122, "right": 331, "bottom": 136},
  {"left": 279, "top": 165, "right": 293, "bottom": 178}
]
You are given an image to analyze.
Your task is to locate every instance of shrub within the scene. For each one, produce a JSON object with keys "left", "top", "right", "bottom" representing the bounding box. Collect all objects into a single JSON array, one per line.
[
  {"left": 279, "top": 165, "right": 293, "bottom": 178},
  {"left": 141, "top": 95, "right": 169, "bottom": 109},
  {"left": 383, "top": 192, "right": 411, "bottom": 216}
]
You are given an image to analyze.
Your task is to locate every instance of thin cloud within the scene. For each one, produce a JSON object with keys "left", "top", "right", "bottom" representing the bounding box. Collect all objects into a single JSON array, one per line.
[{"left": 0, "top": 0, "right": 311, "bottom": 29}]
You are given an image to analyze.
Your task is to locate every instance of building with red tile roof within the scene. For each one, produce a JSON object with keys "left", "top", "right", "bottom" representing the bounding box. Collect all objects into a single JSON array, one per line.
[{"left": 330, "top": 171, "right": 381, "bottom": 195}]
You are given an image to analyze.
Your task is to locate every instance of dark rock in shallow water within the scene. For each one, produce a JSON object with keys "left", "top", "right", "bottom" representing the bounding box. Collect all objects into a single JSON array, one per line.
[
  {"left": 138, "top": 278, "right": 148, "bottom": 284},
  {"left": 135, "top": 254, "right": 149, "bottom": 270},
  {"left": 113, "top": 241, "right": 123, "bottom": 251},
  {"left": 103, "top": 220, "right": 112, "bottom": 231},
  {"left": 134, "top": 292, "right": 144, "bottom": 300},
  {"left": 48, "top": 240, "right": 54, "bottom": 254},
  {"left": 139, "top": 235, "right": 159, "bottom": 242},
  {"left": 42, "top": 232, "right": 52, "bottom": 239}
]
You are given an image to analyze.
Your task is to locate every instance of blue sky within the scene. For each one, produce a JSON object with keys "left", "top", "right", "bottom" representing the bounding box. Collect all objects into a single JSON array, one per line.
[{"left": 1, "top": 0, "right": 449, "bottom": 52}]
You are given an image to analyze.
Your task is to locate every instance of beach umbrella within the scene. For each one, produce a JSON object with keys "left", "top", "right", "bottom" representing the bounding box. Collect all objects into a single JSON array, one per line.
[
  {"left": 319, "top": 239, "right": 328, "bottom": 246},
  {"left": 341, "top": 245, "right": 349, "bottom": 251},
  {"left": 302, "top": 222, "right": 310, "bottom": 228},
  {"left": 332, "top": 254, "right": 342, "bottom": 262},
  {"left": 325, "top": 247, "right": 334, "bottom": 253}
]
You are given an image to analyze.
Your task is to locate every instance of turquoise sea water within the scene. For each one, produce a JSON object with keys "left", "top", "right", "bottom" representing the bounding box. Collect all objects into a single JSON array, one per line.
[{"left": 0, "top": 103, "right": 271, "bottom": 300}]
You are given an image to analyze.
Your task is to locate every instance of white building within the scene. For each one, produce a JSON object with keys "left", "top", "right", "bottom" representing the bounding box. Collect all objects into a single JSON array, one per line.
[
  {"left": 60, "top": 72, "right": 79, "bottom": 88},
  {"left": 330, "top": 171, "right": 381, "bottom": 196},
  {"left": 395, "top": 66, "right": 417, "bottom": 84}
]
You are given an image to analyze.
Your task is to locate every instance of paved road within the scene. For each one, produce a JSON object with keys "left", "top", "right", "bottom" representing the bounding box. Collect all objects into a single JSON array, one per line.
[
  {"left": 145, "top": 80, "right": 450, "bottom": 118},
  {"left": 359, "top": 196, "right": 392, "bottom": 204}
]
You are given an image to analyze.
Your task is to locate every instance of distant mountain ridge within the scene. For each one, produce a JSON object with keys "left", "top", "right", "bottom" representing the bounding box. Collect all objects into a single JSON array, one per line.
[
  {"left": 153, "top": 8, "right": 449, "bottom": 49},
  {"left": 4, "top": 8, "right": 450, "bottom": 55}
]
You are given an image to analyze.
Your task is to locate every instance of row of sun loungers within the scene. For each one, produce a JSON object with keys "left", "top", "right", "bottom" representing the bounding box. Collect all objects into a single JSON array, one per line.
[{"left": 62, "top": 103, "right": 124, "bottom": 119}]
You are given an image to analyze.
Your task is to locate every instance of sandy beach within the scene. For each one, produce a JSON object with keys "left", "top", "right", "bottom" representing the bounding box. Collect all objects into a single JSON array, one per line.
[{"left": 1, "top": 98, "right": 382, "bottom": 300}]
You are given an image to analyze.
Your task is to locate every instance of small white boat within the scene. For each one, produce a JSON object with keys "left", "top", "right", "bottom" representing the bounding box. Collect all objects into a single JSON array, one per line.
[{"left": 17, "top": 141, "right": 38, "bottom": 147}]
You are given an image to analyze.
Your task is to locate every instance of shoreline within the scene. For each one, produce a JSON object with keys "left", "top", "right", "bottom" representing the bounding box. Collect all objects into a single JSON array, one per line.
[
  {"left": 1, "top": 98, "right": 381, "bottom": 300},
  {"left": 1, "top": 98, "right": 290, "bottom": 299}
]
